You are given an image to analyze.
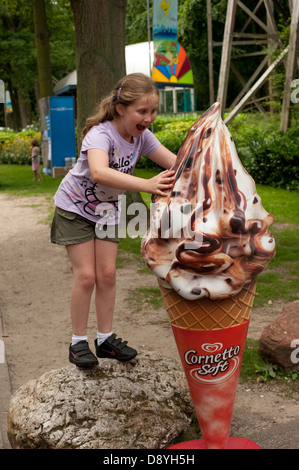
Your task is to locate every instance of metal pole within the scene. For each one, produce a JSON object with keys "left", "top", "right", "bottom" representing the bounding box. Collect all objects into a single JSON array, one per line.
[
  {"left": 148, "top": 0, "right": 155, "bottom": 130},
  {"left": 207, "top": 0, "right": 215, "bottom": 104},
  {"left": 280, "top": 0, "right": 299, "bottom": 132},
  {"left": 147, "top": 0, "right": 152, "bottom": 77},
  {"left": 0, "top": 79, "right": 7, "bottom": 127}
]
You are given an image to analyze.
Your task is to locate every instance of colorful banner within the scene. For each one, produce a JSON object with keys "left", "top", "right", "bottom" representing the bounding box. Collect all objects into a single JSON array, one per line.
[
  {"left": 6, "top": 91, "right": 12, "bottom": 113},
  {"left": 153, "top": 0, "right": 178, "bottom": 40},
  {"left": 152, "top": 40, "right": 193, "bottom": 84},
  {"left": 152, "top": 0, "right": 193, "bottom": 85}
]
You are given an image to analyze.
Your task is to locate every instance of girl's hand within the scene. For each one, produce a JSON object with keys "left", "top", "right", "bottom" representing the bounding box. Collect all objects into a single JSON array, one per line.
[{"left": 146, "top": 169, "right": 175, "bottom": 196}]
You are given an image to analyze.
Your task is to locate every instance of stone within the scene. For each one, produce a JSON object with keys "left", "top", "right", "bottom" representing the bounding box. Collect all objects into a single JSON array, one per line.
[
  {"left": 7, "top": 352, "right": 193, "bottom": 449},
  {"left": 258, "top": 301, "right": 299, "bottom": 372}
]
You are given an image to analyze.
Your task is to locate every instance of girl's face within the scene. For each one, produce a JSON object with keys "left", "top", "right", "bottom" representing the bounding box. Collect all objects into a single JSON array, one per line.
[{"left": 114, "top": 92, "right": 159, "bottom": 142}]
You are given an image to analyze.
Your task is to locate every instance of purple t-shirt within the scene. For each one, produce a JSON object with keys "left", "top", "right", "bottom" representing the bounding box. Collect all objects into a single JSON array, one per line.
[{"left": 54, "top": 121, "right": 160, "bottom": 224}]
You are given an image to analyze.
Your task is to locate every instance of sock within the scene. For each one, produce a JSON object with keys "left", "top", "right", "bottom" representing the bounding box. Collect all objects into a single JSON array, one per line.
[
  {"left": 72, "top": 334, "right": 88, "bottom": 345},
  {"left": 97, "top": 331, "right": 112, "bottom": 346}
]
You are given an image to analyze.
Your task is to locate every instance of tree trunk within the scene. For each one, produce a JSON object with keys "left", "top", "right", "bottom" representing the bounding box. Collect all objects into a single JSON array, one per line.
[
  {"left": 7, "top": 81, "right": 22, "bottom": 131},
  {"left": 17, "top": 90, "right": 32, "bottom": 128},
  {"left": 32, "top": 0, "right": 53, "bottom": 99},
  {"left": 70, "top": 0, "right": 127, "bottom": 143}
]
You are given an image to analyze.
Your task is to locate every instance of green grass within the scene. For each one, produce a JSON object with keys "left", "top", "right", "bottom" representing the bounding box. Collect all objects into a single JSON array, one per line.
[
  {"left": 127, "top": 287, "right": 163, "bottom": 312},
  {"left": 1, "top": 164, "right": 298, "bottom": 383},
  {"left": 241, "top": 339, "right": 299, "bottom": 383},
  {"left": 0, "top": 164, "right": 63, "bottom": 197},
  {"left": 256, "top": 184, "right": 299, "bottom": 224},
  {"left": 1, "top": 164, "right": 298, "bottom": 309}
]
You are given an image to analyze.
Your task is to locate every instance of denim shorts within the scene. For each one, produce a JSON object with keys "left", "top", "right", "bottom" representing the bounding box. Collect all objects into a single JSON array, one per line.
[{"left": 50, "top": 207, "right": 120, "bottom": 245}]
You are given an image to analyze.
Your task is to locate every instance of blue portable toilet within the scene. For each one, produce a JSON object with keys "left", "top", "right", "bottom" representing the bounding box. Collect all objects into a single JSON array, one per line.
[{"left": 39, "top": 96, "right": 76, "bottom": 176}]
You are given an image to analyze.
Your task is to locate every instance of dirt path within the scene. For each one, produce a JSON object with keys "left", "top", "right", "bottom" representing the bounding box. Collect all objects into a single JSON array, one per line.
[{"left": 0, "top": 193, "right": 298, "bottom": 449}]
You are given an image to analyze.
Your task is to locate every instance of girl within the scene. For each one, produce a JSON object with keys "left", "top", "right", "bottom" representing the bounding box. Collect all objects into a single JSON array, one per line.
[
  {"left": 51, "top": 73, "right": 176, "bottom": 368},
  {"left": 29, "top": 139, "right": 43, "bottom": 181}
]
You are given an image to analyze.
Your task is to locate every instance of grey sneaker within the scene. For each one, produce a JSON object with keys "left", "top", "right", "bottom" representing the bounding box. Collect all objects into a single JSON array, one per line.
[
  {"left": 69, "top": 341, "right": 98, "bottom": 368},
  {"left": 94, "top": 334, "right": 137, "bottom": 362}
]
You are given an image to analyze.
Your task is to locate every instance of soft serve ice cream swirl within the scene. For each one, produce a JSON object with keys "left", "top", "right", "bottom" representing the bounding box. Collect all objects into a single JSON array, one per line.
[{"left": 141, "top": 103, "right": 275, "bottom": 300}]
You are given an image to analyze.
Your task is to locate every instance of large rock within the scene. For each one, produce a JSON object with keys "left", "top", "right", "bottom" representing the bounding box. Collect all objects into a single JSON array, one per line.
[
  {"left": 258, "top": 301, "right": 299, "bottom": 372},
  {"left": 7, "top": 352, "right": 193, "bottom": 449}
]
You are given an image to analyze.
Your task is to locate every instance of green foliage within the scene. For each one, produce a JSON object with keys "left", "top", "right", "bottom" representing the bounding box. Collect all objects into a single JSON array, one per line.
[
  {"left": 0, "top": 2, "right": 36, "bottom": 102},
  {"left": 154, "top": 121, "right": 191, "bottom": 154},
  {"left": 125, "top": 0, "right": 150, "bottom": 45},
  {"left": 139, "top": 111, "right": 299, "bottom": 190},
  {"left": 2, "top": 110, "right": 299, "bottom": 191},
  {"left": 0, "top": 0, "right": 76, "bottom": 128},
  {"left": 137, "top": 114, "right": 199, "bottom": 169},
  {"left": 0, "top": 126, "right": 41, "bottom": 165},
  {"left": 229, "top": 113, "right": 299, "bottom": 191},
  {"left": 246, "top": 129, "right": 299, "bottom": 191}
]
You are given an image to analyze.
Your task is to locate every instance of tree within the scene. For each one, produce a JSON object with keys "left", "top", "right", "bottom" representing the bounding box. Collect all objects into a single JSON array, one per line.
[
  {"left": 70, "top": 0, "right": 127, "bottom": 142},
  {"left": 0, "top": 0, "right": 75, "bottom": 128},
  {"left": 0, "top": 0, "right": 36, "bottom": 128},
  {"left": 32, "top": 0, "right": 53, "bottom": 98}
]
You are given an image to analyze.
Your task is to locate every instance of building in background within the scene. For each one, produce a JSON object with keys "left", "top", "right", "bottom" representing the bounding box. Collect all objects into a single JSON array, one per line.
[
  {"left": 54, "top": 40, "right": 196, "bottom": 114},
  {"left": 54, "top": 1, "right": 195, "bottom": 113}
]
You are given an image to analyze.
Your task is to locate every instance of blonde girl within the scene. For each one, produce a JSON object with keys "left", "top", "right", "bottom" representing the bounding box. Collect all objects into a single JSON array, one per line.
[{"left": 51, "top": 73, "right": 176, "bottom": 368}]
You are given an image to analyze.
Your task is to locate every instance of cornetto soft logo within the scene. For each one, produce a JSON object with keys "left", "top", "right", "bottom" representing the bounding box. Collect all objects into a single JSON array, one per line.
[{"left": 184, "top": 342, "right": 241, "bottom": 384}]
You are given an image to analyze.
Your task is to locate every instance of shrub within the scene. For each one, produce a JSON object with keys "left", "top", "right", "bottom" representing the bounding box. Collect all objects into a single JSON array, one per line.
[
  {"left": 137, "top": 116, "right": 198, "bottom": 169},
  {"left": 146, "top": 112, "right": 299, "bottom": 191},
  {"left": 0, "top": 126, "right": 41, "bottom": 165},
  {"left": 2, "top": 113, "right": 299, "bottom": 191},
  {"left": 230, "top": 114, "right": 299, "bottom": 191}
]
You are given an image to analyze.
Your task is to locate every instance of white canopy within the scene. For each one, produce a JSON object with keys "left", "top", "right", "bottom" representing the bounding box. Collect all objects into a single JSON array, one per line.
[{"left": 54, "top": 42, "right": 154, "bottom": 95}]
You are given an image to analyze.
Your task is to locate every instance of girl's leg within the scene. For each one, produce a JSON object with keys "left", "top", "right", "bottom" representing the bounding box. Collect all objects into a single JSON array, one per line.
[
  {"left": 93, "top": 238, "right": 138, "bottom": 362},
  {"left": 66, "top": 239, "right": 96, "bottom": 336},
  {"left": 94, "top": 238, "right": 118, "bottom": 333}
]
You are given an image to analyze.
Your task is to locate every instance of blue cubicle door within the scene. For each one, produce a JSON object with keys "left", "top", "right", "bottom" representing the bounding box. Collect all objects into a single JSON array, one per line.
[{"left": 49, "top": 96, "right": 76, "bottom": 168}]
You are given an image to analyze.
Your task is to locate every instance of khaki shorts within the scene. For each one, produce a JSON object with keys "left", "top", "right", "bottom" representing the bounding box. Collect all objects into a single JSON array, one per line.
[{"left": 50, "top": 207, "right": 120, "bottom": 245}]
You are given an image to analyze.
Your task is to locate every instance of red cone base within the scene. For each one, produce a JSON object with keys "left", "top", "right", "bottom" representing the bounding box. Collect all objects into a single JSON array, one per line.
[
  {"left": 168, "top": 437, "right": 260, "bottom": 449},
  {"left": 170, "top": 320, "right": 256, "bottom": 449}
]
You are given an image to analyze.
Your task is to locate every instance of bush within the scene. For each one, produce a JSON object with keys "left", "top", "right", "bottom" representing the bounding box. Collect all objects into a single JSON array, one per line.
[
  {"left": 2, "top": 113, "right": 299, "bottom": 191},
  {"left": 229, "top": 113, "right": 299, "bottom": 191},
  {"left": 142, "top": 111, "right": 299, "bottom": 191},
  {"left": 154, "top": 121, "right": 191, "bottom": 154},
  {"left": 137, "top": 115, "right": 199, "bottom": 169},
  {"left": 0, "top": 126, "right": 41, "bottom": 165}
]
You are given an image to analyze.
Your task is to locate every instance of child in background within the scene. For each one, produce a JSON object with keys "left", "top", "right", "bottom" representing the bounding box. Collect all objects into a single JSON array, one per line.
[
  {"left": 51, "top": 73, "right": 176, "bottom": 368},
  {"left": 29, "top": 139, "right": 43, "bottom": 181}
]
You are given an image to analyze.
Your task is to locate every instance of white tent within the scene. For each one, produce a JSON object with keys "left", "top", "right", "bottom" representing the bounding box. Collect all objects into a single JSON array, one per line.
[
  {"left": 125, "top": 41, "right": 154, "bottom": 76},
  {"left": 54, "top": 42, "right": 154, "bottom": 95},
  {"left": 54, "top": 42, "right": 195, "bottom": 113}
]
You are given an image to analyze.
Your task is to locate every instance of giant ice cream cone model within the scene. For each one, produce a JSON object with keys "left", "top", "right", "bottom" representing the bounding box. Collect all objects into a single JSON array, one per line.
[
  {"left": 159, "top": 280, "right": 256, "bottom": 449},
  {"left": 141, "top": 103, "right": 275, "bottom": 449}
]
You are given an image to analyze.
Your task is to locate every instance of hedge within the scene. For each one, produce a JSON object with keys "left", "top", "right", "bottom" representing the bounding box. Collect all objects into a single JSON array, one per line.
[
  {"left": 1, "top": 113, "right": 298, "bottom": 190},
  {"left": 0, "top": 126, "right": 41, "bottom": 165}
]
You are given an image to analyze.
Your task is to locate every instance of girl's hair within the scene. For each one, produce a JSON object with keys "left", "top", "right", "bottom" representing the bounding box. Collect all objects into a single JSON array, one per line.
[
  {"left": 81, "top": 73, "right": 159, "bottom": 139},
  {"left": 31, "top": 139, "right": 39, "bottom": 147}
]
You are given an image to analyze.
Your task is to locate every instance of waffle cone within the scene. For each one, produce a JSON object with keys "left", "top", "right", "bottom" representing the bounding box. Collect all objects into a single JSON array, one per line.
[{"left": 159, "top": 280, "right": 256, "bottom": 331}]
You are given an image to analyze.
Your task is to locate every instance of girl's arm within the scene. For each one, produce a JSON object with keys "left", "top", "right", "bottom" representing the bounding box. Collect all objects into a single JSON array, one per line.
[
  {"left": 28, "top": 147, "right": 35, "bottom": 159},
  {"left": 88, "top": 148, "right": 175, "bottom": 197}
]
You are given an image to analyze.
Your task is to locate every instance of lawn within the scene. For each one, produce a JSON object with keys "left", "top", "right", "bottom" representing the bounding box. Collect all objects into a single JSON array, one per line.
[
  {"left": 1, "top": 164, "right": 298, "bottom": 382},
  {"left": 1, "top": 164, "right": 298, "bottom": 309}
]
